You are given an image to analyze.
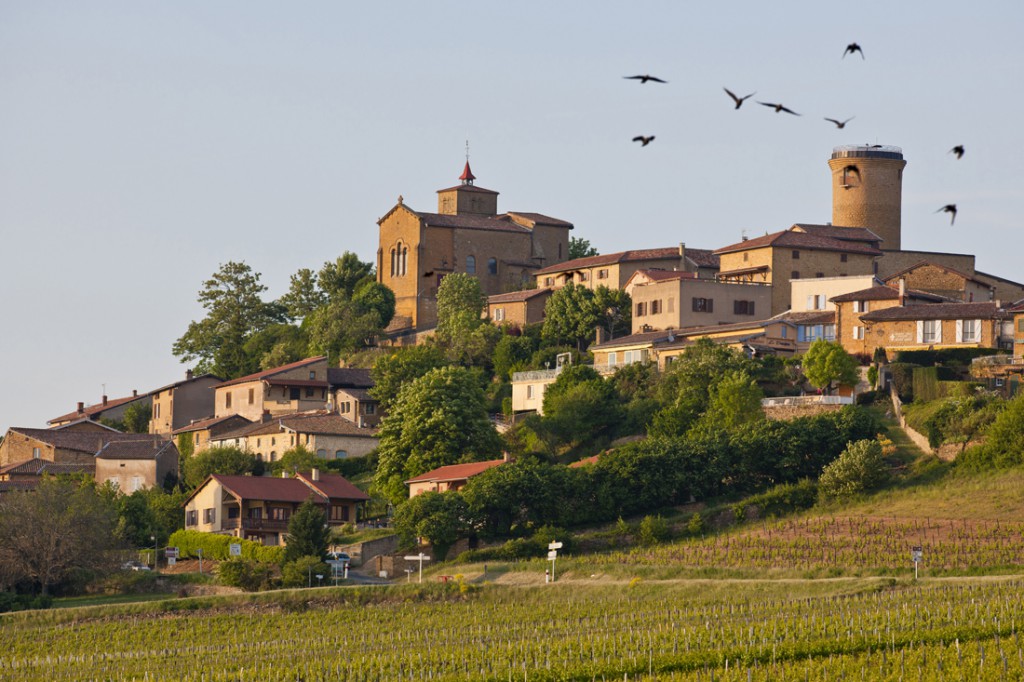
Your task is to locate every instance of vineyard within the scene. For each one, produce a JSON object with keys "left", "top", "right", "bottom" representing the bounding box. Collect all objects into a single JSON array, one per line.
[{"left": 3, "top": 577, "right": 1024, "bottom": 680}]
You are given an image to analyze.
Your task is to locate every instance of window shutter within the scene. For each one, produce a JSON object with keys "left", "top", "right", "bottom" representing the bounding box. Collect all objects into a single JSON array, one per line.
[
  {"left": 955, "top": 319, "right": 963, "bottom": 343},
  {"left": 916, "top": 320, "right": 924, "bottom": 344},
  {"left": 707, "top": 298, "right": 714, "bottom": 313},
  {"left": 975, "top": 319, "right": 983, "bottom": 343},
  {"left": 749, "top": 301, "right": 755, "bottom": 316},
  {"left": 935, "top": 320, "right": 942, "bottom": 344}
]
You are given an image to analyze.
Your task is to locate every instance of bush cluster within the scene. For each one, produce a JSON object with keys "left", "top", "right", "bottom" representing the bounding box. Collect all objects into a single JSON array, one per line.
[{"left": 168, "top": 529, "right": 285, "bottom": 564}]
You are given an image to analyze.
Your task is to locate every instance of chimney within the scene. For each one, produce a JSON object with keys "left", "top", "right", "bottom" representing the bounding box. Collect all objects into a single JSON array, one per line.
[
  {"left": 311, "top": 468, "right": 320, "bottom": 481},
  {"left": 133, "top": 389, "right": 138, "bottom": 397},
  {"left": 186, "top": 369, "right": 194, "bottom": 381},
  {"left": 262, "top": 409, "right": 271, "bottom": 423},
  {"left": 898, "top": 278, "right": 906, "bottom": 306},
  {"left": 678, "top": 242, "right": 686, "bottom": 270},
  {"left": 595, "top": 326, "right": 606, "bottom": 345},
  {"left": 77, "top": 402, "right": 84, "bottom": 414},
  {"left": 102, "top": 395, "right": 108, "bottom": 406},
  {"left": 281, "top": 470, "right": 289, "bottom": 478}
]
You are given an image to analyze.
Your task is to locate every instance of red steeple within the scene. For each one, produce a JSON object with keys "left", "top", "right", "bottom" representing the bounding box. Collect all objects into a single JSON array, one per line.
[{"left": 459, "top": 161, "right": 476, "bottom": 185}]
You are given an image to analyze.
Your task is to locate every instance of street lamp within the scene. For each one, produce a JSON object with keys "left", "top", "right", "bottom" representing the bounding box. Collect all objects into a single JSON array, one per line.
[{"left": 150, "top": 534, "right": 157, "bottom": 570}]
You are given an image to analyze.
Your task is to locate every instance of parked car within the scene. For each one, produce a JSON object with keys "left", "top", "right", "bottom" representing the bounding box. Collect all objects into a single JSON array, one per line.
[
  {"left": 327, "top": 552, "right": 351, "bottom": 564},
  {"left": 121, "top": 560, "right": 151, "bottom": 572}
]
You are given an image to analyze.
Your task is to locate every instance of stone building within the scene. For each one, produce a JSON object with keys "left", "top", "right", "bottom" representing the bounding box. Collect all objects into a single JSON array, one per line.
[
  {"left": 95, "top": 439, "right": 180, "bottom": 492},
  {"left": 881, "top": 261, "right": 995, "bottom": 303},
  {"left": 625, "top": 269, "right": 772, "bottom": 333},
  {"left": 149, "top": 370, "right": 222, "bottom": 436},
  {"left": 48, "top": 390, "right": 149, "bottom": 428},
  {"left": 213, "top": 357, "right": 329, "bottom": 421},
  {"left": 533, "top": 245, "right": 718, "bottom": 291},
  {"left": 376, "top": 162, "right": 573, "bottom": 336},
  {"left": 487, "top": 288, "right": 553, "bottom": 328}
]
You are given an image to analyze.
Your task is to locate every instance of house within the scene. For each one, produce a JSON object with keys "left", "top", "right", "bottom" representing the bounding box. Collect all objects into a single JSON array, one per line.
[
  {"left": 881, "top": 261, "right": 995, "bottom": 303},
  {"left": 48, "top": 390, "right": 149, "bottom": 428},
  {"left": 532, "top": 244, "right": 718, "bottom": 291},
  {"left": 377, "top": 162, "right": 573, "bottom": 337},
  {"left": 405, "top": 457, "right": 507, "bottom": 498},
  {"left": 328, "top": 368, "right": 382, "bottom": 428},
  {"left": 830, "top": 284, "right": 947, "bottom": 355},
  {"left": 213, "top": 357, "right": 330, "bottom": 421},
  {"left": 487, "top": 288, "right": 553, "bottom": 327},
  {"left": 790, "top": 275, "right": 881, "bottom": 314},
  {"left": 715, "top": 227, "right": 881, "bottom": 315},
  {"left": 183, "top": 470, "right": 368, "bottom": 545},
  {"left": 149, "top": 370, "right": 223, "bottom": 435},
  {"left": 624, "top": 269, "right": 772, "bottom": 333},
  {"left": 95, "top": 439, "right": 180, "bottom": 492},
  {"left": 1015, "top": 301, "right": 1024, "bottom": 358},
  {"left": 854, "top": 301, "right": 1012, "bottom": 356},
  {"left": 208, "top": 411, "right": 379, "bottom": 462},
  {"left": 171, "top": 414, "right": 254, "bottom": 455},
  {"left": 0, "top": 427, "right": 166, "bottom": 468},
  {"left": 0, "top": 460, "right": 94, "bottom": 484}
]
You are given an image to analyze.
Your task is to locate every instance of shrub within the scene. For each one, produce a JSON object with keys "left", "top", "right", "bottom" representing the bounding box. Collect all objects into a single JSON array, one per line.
[
  {"left": 818, "top": 439, "right": 889, "bottom": 500},
  {"left": 168, "top": 530, "right": 285, "bottom": 564},
  {"left": 686, "top": 512, "right": 705, "bottom": 536},
  {"left": 743, "top": 479, "right": 818, "bottom": 517},
  {"left": 913, "top": 367, "right": 941, "bottom": 403},
  {"left": 888, "top": 363, "right": 920, "bottom": 402},
  {"left": 636, "top": 515, "right": 670, "bottom": 546},
  {"left": 217, "top": 558, "right": 275, "bottom": 592},
  {"left": 281, "top": 556, "right": 330, "bottom": 589}
]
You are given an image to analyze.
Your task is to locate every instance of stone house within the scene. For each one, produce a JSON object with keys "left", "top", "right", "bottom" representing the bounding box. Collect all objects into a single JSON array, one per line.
[
  {"left": 328, "top": 368, "right": 382, "bottom": 428},
  {"left": 0, "top": 427, "right": 164, "bottom": 468},
  {"left": 405, "top": 457, "right": 507, "bottom": 498},
  {"left": 149, "top": 370, "right": 222, "bottom": 436},
  {"left": 209, "top": 411, "right": 379, "bottom": 463},
  {"left": 48, "top": 390, "right": 149, "bottom": 428},
  {"left": 376, "top": 162, "right": 573, "bottom": 336},
  {"left": 532, "top": 245, "right": 718, "bottom": 291},
  {"left": 852, "top": 301, "right": 1011, "bottom": 356},
  {"left": 881, "top": 261, "right": 995, "bottom": 303},
  {"left": 487, "top": 288, "right": 553, "bottom": 328},
  {"left": 830, "top": 284, "right": 947, "bottom": 355},
  {"left": 213, "top": 357, "right": 329, "bottom": 421},
  {"left": 183, "top": 470, "right": 368, "bottom": 546},
  {"left": 172, "top": 414, "right": 254, "bottom": 455},
  {"left": 95, "top": 439, "right": 180, "bottom": 492},
  {"left": 624, "top": 269, "right": 772, "bottom": 333},
  {"left": 0, "top": 460, "right": 94, "bottom": 485}
]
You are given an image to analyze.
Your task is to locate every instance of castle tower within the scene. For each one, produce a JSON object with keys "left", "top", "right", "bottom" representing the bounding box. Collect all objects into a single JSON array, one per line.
[
  {"left": 436, "top": 161, "right": 499, "bottom": 216},
  {"left": 828, "top": 145, "right": 906, "bottom": 250}
]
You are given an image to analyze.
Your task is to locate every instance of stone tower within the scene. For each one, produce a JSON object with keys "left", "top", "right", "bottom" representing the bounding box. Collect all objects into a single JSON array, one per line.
[{"left": 828, "top": 145, "right": 906, "bottom": 250}]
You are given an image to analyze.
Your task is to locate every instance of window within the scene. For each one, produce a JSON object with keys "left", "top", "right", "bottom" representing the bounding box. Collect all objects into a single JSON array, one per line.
[
  {"left": 734, "top": 300, "right": 756, "bottom": 315},
  {"left": 309, "top": 371, "right": 316, "bottom": 380},
  {"left": 1018, "top": 318, "right": 1024, "bottom": 332},
  {"left": 364, "top": 403, "right": 375, "bottom": 415},
  {"left": 305, "top": 388, "right": 315, "bottom": 397},
  {"left": 249, "top": 507, "right": 262, "bottom": 520},
  {"left": 780, "top": 326, "right": 788, "bottom": 339},
  {"left": 526, "top": 384, "right": 534, "bottom": 399},
  {"left": 623, "top": 349, "right": 649, "bottom": 364},
  {"left": 743, "top": 252, "right": 749, "bottom": 262},
  {"left": 186, "top": 510, "right": 198, "bottom": 526},
  {"left": 203, "top": 508, "right": 216, "bottom": 524},
  {"left": 853, "top": 326, "right": 865, "bottom": 340},
  {"left": 390, "top": 248, "right": 397, "bottom": 277},
  {"left": 331, "top": 505, "right": 350, "bottom": 522},
  {"left": 824, "top": 325, "right": 836, "bottom": 341},
  {"left": 597, "top": 269, "right": 609, "bottom": 279},
  {"left": 853, "top": 300, "right": 869, "bottom": 313},
  {"left": 248, "top": 388, "right": 254, "bottom": 405},
  {"left": 579, "top": 271, "right": 590, "bottom": 282},
  {"left": 154, "top": 403, "right": 160, "bottom": 419},
  {"left": 545, "top": 277, "right": 554, "bottom": 286},
  {"left": 317, "top": 449, "right": 326, "bottom": 458},
  {"left": 466, "top": 255, "right": 476, "bottom": 274},
  {"left": 270, "top": 507, "right": 289, "bottom": 521},
  {"left": 401, "top": 247, "right": 408, "bottom": 276},
  {"left": 807, "top": 294, "right": 826, "bottom": 311},
  {"left": 269, "top": 451, "right": 277, "bottom": 461},
  {"left": 922, "top": 319, "right": 941, "bottom": 344},
  {"left": 32, "top": 447, "right": 41, "bottom": 459},
  {"left": 607, "top": 352, "right": 617, "bottom": 367},
  {"left": 692, "top": 297, "right": 714, "bottom": 313},
  {"left": 493, "top": 307, "right": 505, "bottom": 322},
  {"left": 651, "top": 300, "right": 661, "bottom": 315},
  {"left": 488, "top": 258, "right": 498, "bottom": 275},
  {"left": 194, "top": 432, "right": 200, "bottom": 445},
  {"left": 841, "top": 253, "right": 848, "bottom": 263},
  {"left": 289, "top": 387, "right": 301, "bottom": 401},
  {"left": 635, "top": 302, "right": 647, "bottom": 316},
  {"left": 225, "top": 392, "right": 232, "bottom": 409},
  {"left": 959, "top": 319, "right": 980, "bottom": 343},
  {"left": 335, "top": 450, "right": 347, "bottom": 459},
  {"left": 228, "top": 507, "right": 239, "bottom": 519},
  {"left": 791, "top": 271, "right": 800, "bottom": 280},
  {"left": 130, "top": 476, "right": 143, "bottom": 492},
  {"left": 792, "top": 250, "right": 800, "bottom": 259}
]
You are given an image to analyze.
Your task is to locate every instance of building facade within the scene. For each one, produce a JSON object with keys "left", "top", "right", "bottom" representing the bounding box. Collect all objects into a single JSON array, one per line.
[{"left": 149, "top": 371, "right": 222, "bottom": 435}]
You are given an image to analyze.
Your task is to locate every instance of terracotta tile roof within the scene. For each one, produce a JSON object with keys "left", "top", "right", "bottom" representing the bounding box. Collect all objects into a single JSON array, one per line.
[
  {"left": 405, "top": 458, "right": 506, "bottom": 484},
  {"left": 830, "top": 285, "right": 947, "bottom": 303},
  {"left": 714, "top": 230, "right": 883, "bottom": 257},
  {"left": 264, "top": 378, "right": 329, "bottom": 388},
  {"left": 1010, "top": 299, "right": 1024, "bottom": 312},
  {"left": 591, "top": 329, "right": 675, "bottom": 350},
  {"left": 0, "top": 460, "right": 95, "bottom": 476},
  {"left": 860, "top": 302, "right": 1010, "bottom": 322},
  {"left": 4, "top": 428, "right": 166, "bottom": 455},
  {"left": 533, "top": 247, "right": 685, "bottom": 276},
  {"left": 214, "top": 357, "right": 326, "bottom": 389},
  {"left": 717, "top": 264, "right": 771, "bottom": 278},
  {"left": 214, "top": 474, "right": 327, "bottom": 504},
  {"left": 150, "top": 373, "right": 223, "bottom": 395},
  {"left": 772, "top": 310, "right": 837, "bottom": 325},
  {"left": 172, "top": 414, "right": 252, "bottom": 436},
  {"left": 505, "top": 212, "right": 575, "bottom": 228},
  {"left": 632, "top": 269, "right": 698, "bottom": 283},
  {"left": 96, "top": 439, "right": 178, "bottom": 461},
  {"left": 791, "top": 223, "right": 883, "bottom": 244},
  {"left": 974, "top": 270, "right": 1024, "bottom": 289},
  {"left": 50, "top": 418, "right": 122, "bottom": 433},
  {"left": 487, "top": 288, "right": 553, "bottom": 304},
  {"left": 417, "top": 212, "right": 532, "bottom": 234},
  {"left": 48, "top": 392, "right": 149, "bottom": 425},
  {"left": 326, "top": 368, "right": 374, "bottom": 388},
  {"left": 213, "top": 412, "right": 379, "bottom": 441},
  {"left": 882, "top": 260, "right": 993, "bottom": 288},
  {"left": 296, "top": 472, "right": 369, "bottom": 501},
  {"left": 0, "top": 481, "right": 38, "bottom": 494},
  {"left": 335, "top": 387, "right": 374, "bottom": 401},
  {"left": 683, "top": 249, "right": 720, "bottom": 269}
]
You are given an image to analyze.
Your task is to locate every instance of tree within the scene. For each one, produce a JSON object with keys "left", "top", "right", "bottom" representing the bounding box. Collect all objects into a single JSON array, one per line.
[
  {"left": 960, "top": 393, "right": 1024, "bottom": 470},
  {"left": 172, "top": 262, "right": 288, "bottom": 378},
  {"left": 283, "top": 498, "right": 331, "bottom": 563},
  {"left": 369, "top": 345, "right": 449, "bottom": 410},
  {"left": 817, "top": 439, "right": 889, "bottom": 499},
  {"left": 242, "top": 323, "right": 310, "bottom": 371},
  {"left": 281, "top": 555, "right": 330, "bottom": 588},
  {"left": 182, "top": 446, "right": 259, "bottom": 489},
  {"left": 352, "top": 280, "right": 396, "bottom": 330},
  {"left": 802, "top": 340, "right": 859, "bottom": 395},
  {"left": 593, "top": 286, "right": 632, "bottom": 340},
  {"left": 0, "top": 479, "right": 119, "bottom": 594},
  {"left": 541, "top": 365, "right": 620, "bottom": 446},
  {"left": 492, "top": 333, "right": 539, "bottom": 381},
  {"left": 695, "top": 370, "right": 765, "bottom": 433},
  {"left": 270, "top": 445, "right": 320, "bottom": 477},
  {"left": 542, "top": 283, "right": 600, "bottom": 350},
  {"left": 278, "top": 268, "right": 326, "bottom": 321},
  {"left": 435, "top": 273, "right": 490, "bottom": 363},
  {"left": 374, "top": 366, "right": 503, "bottom": 504},
  {"left": 393, "top": 491, "right": 469, "bottom": 561},
  {"left": 568, "top": 236, "right": 599, "bottom": 260},
  {"left": 318, "top": 252, "right": 374, "bottom": 301},
  {"left": 121, "top": 402, "right": 152, "bottom": 434}
]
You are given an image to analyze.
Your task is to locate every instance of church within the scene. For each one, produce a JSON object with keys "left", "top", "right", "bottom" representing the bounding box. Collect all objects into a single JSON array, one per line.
[{"left": 376, "top": 162, "right": 573, "bottom": 338}]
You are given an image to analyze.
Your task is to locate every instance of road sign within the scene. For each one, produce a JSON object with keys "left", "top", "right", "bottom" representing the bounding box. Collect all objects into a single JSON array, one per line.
[
  {"left": 164, "top": 547, "right": 179, "bottom": 559},
  {"left": 404, "top": 553, "right": 431, "bottom": 583},
  {"left": 911, "top": 546, "right": 923, "bottom": 562},
  {"left": 229, "top": 543, "right": 242, "bottom": 557},
  {"left": 547, "top": 550, "right": 558, "bottom": 559},
  {"left": 548, "top": 541, "right": 563, "bottom": 550},
  {"left": 167, "top": 557, "right": 176, "bottom": 566}
]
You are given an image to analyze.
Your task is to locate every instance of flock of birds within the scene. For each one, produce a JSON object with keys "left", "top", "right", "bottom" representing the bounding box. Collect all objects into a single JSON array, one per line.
[{"left": 625, "top": 43, "right": 964, "bottom": 226}]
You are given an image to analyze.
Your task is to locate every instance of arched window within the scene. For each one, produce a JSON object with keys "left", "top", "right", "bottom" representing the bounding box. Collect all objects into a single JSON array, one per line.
[
  {"left": 316, "top": 449, "right": 326, "bottom": 459},
  {"left": 335, "top": 450, "right": 348, "bottom": 459},
  {"left": 401, "top": 246, "right": 408, "bottom": 276},
  {"left": 488, "top": 257, "right": 497, "bottom": 275},
  {"left": 466, "top": 255, "right": 476, "bottom": 274},
  {"left": 269, "top": 451, "right": 277, "bottom": 462},
  {"left": 390, "top": 248, "right": 396, "bottom": 276}
]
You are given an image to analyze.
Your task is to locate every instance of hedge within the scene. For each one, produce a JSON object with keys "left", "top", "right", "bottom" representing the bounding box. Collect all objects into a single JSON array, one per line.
[{"left": 168, "top": 529, "right": 286, "bottom": 564}]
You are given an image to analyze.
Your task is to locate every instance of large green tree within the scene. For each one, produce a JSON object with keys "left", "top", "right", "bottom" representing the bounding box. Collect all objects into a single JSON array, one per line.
[
  {"left": 393, "top": 491, "right": 469, "bottom": 561},
  {"left": 283, "top": 498, "right": 331, "bottom": 563},
  {"left": 541, "top": 365, "right": 621, "bottom": 446},
  {"left": 802, "top": 340, "right": 859, "bottom": 395},
  {"left": 173, "top": 261, "right": 288, "bottom": 378},
  {"left": 568, "top": 236, "right": 599, "bottom": 260},
  {"left": 434, "top": 273, "right": 498, "bottom": 365},
  {"left": 278, "top": 268, "right": 327, "bottom": 321},
  {"left": 374, "top": 366, "right": 503, "bottom": 504},
  {"left": 318, "top": 252, "right": 375, "bottom": 301},
  {"left": 182, "top": 446, "right": 260, "bottom": 489},
  {"left": 542, "top": 283, "right": 599, "bottom": 350},
  {"left": 369, "top": 345, "right": 449, "bottom": 410}
]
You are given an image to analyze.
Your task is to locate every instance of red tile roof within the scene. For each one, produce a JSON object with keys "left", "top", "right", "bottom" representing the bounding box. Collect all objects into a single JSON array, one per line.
[
  {"left": 214, "top": 474, "right": 327, "bottom": 504},
  {"left": 419, "top": 212, "right": 531, "bottom": 234},
  {"left": 882, "top": 260, "right": 993, "bottom": 288},
  {"left": 96, "top": 440, "right": 178, "bottom": 461},
  {"left": 150, "top": 373, "right": 223, "bottom": 395},
  {"left": 717, "top": 264, "right": 771, "bottom": 278},
  {"left": 533, "top": 247, "right": 685, "bottom": 276},
  {"left": 48, "top": 392, "right": 149, "bottom": 425},
  {"left": 714, "top": 229, "right": 882, "bottom": 257},
  {"left": 860, "top": 302, "right": 1009, "bottom": 322},
  {"left": 0, "top": 460, "right": 95, "bottom": 476},
  {"left": 215, "top": 357, "right": 326, "bottom": 388},
  {"left": 296, "top": 472, "right": 369, "bottom": 501},
  {"left": 791, "top": 223, "right": 883, "bottom": 244},
  {"left": 4, "top": 428, "right": 166, "bottom": 455},
  {"left": 213, "top": 412, "right": 379, "bottom": 442},
  {"left": 435, "top": 183, "right": 498, "bottom": 195},
  {"left": 327, "top": 368, "right": 374, "bottom": 388},
  {"left": 830, "top": 285, "right": 947, "bottom": 303},
  {"left": 631, "top": 269, "right": 699, "bottom": 283},
  {"left": 405, "top": 458, "right": 506, "bottom": 484},
  {"left": 505, "top": 212, "right": 575, "bottom": 228},
  {"left": 487, "top": 288, "right": 553, "bottom": 304},
  {"left": 171, "top": 414, "right": 253, "bottom": 436}
]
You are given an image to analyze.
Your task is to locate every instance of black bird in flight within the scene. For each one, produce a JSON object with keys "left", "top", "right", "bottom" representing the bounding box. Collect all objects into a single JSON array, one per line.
[
  {"left": 624, "top": 74, "right": 667, "bottom": 84},
  {"left": 825, "top": 117, "right": 855, "bottom": 129},
  {"left": 936, "top": 204, "right": 958, "bottom": 225},
  {"left": 723, "top": 88, "right": 756, "bottom": 109},
  {"left": 950, "top": 145, "right": 965, "bottom": 159},
  {"left": 843, "top": 43, "right": 864, "bottom": 59},
  {"left": 632, "top": 135, "right": 655, "bottom": 146},
  {"left": 758, "top": 101, "right": 801, "bottom": 116}
]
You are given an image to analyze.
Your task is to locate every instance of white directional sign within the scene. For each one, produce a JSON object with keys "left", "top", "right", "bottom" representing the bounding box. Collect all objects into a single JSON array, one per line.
[
  {"left": 404, "top": 553, "right": 431, "bottom": 583},
  {"left": 547, "top": 550, "right": 558, "bottom": 559},
  {"left": 547, "top": 540, "right": 562, "bottom": 582},
  {"left": 164, "top": 546, "right": 179, "bottom": 559},
  {"left": 548, "top": 542, "right": 563, "bottom": 550}
]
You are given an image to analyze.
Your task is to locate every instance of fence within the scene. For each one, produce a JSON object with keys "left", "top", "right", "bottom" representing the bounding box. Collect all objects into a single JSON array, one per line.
[{"left": 760, "top": 395, "right": 853, "bottom": 407}]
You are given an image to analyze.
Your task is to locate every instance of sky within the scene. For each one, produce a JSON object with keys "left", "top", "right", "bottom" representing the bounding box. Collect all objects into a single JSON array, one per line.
[{"left": 1, "top": 1, "right": 1022, "bottom": 432}]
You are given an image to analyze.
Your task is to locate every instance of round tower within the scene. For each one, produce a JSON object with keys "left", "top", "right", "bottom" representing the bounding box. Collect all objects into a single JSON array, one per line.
[{"left": 828, "top": 144, "right": 906, "bottom": 251}]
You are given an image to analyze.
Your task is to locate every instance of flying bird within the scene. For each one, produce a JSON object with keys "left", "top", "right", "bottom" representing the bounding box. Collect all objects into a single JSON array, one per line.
[
  {"left": 723, "top": 87, "right": 756, "bottom": 109},
  {"left": 936, "top": 204, "right": 957, "bottom": 225},
  {"left": 843, "top": 43, "right": 864, "bottom": 59},
  {"left": 624, "top": 74, "right": 667, "bottom": 84},
  {"left": 949, "top": 145, "right": 965, "bottom": 159},
  {"left": 758, "top": 101, "right": 801, "bottom": 116},
  {"left": 825, "top": 117, "right": 855, "bottom": 129},
  {"left": 632, "top": 135, "right": 655, "bottom": 146}
]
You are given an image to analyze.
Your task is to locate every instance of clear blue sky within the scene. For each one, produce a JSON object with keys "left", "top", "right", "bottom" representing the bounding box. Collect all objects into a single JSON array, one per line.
[{"left": 2, "top": 1, "right": 1021, "bottom": 432}]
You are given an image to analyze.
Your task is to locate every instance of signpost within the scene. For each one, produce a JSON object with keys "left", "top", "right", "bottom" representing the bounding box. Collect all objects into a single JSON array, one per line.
[
  {"left": 165, "top": 547, "right": 178, "bottom": 566},
  {"left": 197, "top": 547, "right": 203, "bottom": 574},
  {"left": 229, "top": 543, "right": 242, "bottom": 557},
  {"left": 911, "top": 546, "right": 923, "bottom": 580},
  {"left": 404, "top": 553, "right": 431, "bottom": 583},
  {"left": 548, "top": 541, "right": 563, "bottom": 583}
]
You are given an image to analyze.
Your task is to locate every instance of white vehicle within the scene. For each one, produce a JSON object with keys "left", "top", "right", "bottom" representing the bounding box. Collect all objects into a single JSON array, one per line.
[{"left": 121, "top": 560, "right": 151, "bottom": 572}]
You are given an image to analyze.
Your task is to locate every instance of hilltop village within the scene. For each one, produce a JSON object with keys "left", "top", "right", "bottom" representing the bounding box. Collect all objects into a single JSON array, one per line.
[{"left": 2, "top": 143, "right": 1024, "bottom": 601}]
